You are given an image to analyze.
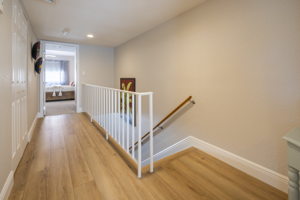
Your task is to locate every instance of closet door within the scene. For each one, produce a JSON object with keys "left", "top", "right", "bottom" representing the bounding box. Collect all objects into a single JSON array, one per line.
[{"left": 11, "top": 0, "right": 28, "bottom": 171}]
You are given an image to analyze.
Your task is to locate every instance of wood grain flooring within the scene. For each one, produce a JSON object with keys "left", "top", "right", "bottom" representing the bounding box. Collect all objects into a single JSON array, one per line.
[
  {"left": 45, "top": 100, "right": 76, "bottom": 116},
  {"left": 9, "top": 113, "right": 287, "bottom": 200}
]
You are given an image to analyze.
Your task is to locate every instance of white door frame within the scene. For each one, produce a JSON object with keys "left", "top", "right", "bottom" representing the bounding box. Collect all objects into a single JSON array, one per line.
[{"left": 39, "top": 41, "right": 81, "bottom": 116}]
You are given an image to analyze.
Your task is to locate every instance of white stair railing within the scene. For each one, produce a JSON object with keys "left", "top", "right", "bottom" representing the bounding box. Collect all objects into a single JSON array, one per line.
[{"left": 82, "top": 83, "right": 154, "bottom": 178}]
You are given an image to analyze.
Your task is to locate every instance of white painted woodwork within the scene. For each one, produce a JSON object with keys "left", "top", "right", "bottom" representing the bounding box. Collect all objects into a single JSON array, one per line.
[
  {"left": 82, "top": 83, "right": 154, "bottom": 178},
  {"left": 11, "top": 0, "right": 28, "bottom": 171},
  {"left": 284, "top": 128, "right": 300, "bottom": 200}
]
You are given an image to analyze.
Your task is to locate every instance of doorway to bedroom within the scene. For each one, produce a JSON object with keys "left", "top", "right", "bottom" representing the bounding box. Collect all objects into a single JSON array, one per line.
[{"left": 43, "top": 42, "right": 78, "bottom": 116}]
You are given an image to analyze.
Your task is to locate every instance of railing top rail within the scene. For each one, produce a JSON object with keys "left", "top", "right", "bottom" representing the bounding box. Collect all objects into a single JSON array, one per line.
[{"left": 83, "top": 83, "right": 153, "bottom": 96}]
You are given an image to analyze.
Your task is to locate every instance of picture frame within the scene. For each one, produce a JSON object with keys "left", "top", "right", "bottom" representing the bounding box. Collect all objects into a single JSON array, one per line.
[{"left": 120, "top": 78, "right": 136, "bottom": 126}]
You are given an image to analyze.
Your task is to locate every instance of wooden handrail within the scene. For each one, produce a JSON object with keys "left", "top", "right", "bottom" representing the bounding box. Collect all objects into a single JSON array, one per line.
[{"left": 130, "top": 96, "right": 195, "bottom": 151}]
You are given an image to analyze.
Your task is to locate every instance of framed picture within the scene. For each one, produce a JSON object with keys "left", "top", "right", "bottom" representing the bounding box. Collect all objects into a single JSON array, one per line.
[{"left": 120, "top": 78, "right": 136, "bottom": 126}]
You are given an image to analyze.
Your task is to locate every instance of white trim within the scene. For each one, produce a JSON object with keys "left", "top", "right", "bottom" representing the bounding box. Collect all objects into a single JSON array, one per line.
[
  {"left": 40, "top": 41, "right": 80, "bottom": 115},
  {"left": 75, "top": 45, "right": 81, "bottom": 113},
  {"left": 39, "top": 41, "right": 46, "bottom": 117},
  {"left": 142, "top": 137, "right": 192, "bottom": 166},
  {"left": 27, "top": 114, "right": 39, "bottom": 142},
  {"left": 143, "top": 136, "right": 288, "bottom": 193},
  {"left": 189, "top": 136, "right": 288, "bottom": 193},
  {"left": 0, "top": 171, "right": 14, "bottom": 200},
  {"left": 77, "top": 106, "right": 83, "bottom": 113},
  {"left": 36, "top": 112, "right": 44, "bottom": 118}
]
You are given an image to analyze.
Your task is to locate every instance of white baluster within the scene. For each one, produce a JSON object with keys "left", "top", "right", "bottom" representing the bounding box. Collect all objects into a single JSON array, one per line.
[
  {"left": 98, "top": 88, "right": 100, "bottom": 123},
  {"left": 149, "top": 93, "right": 154, "bottom": 173},
  {"left": 102, "top": 88, "right": 104, "bottom": 128},
  {"left": 137, "top": 94, "right": 142, "bottom": 178},
  {"left": 82, "top": 85, "right": 84, "bottom": 112},
  {"left": 118, "top": 91, "right": 121, "bottom": 144},
  {"left": 93, "top": 87, "right": 95, "bottom": 121},
  {"left": 114, "top": 91, "right": 118, "bottom": 141},
  {"left": 84, "top": 85, "right": 86, "bottom": 112},
  {"left": 131, "top": 94, "right": 135, "bottom": 158},
  {"left": 91, "top": 87, "right": 94, "bottom": 122},
  {"left": 102, "top": 87, "right": 104, "bottom": 127},
  {"left": 88, "top": 87, "right": 90, "bottom": 117},
  {"left": 94, "top": 87, "right": 96, "bottom": 121},
  {"left": 103, "top": 89, "right": 107, "bottom": 131},
  {"left": 82, "top": 85, "right": 85, "bottom": 112},
  {"left": 110, "top": 90, "right": 115, "bottom": 138},
  {"left": 122, "top": 91, "right": 125, "bottom": 148},
  {"left": 86, "top": 86, "right": 88, "bottom": 113},
  {"left": 105, "top": 88, "right": 108, "bottom": 140},
  {"left": 126, "top": 92, "right": 130, "bottom": 153},
  {"left": 96, "top": 88, "right": 99, "bottom": 123},
  {"left": 99, "top": 88, "right": 102, "bottom": 126},
  {"left": 109, "top": 89, "right": 111, "bottom": 136},
  {"left": 111, "top": 89, "right": 113, "bottom": 137}
]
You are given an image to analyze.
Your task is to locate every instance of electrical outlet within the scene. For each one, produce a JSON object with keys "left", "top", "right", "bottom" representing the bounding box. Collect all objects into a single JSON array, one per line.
[{"left": 0, "top": 0, "right": 4, "bottom": 14}]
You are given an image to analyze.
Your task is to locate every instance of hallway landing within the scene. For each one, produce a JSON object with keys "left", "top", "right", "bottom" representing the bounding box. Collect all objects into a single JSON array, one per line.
[{"left": 9, "top": 114, "right": 287, "bottom": 200}]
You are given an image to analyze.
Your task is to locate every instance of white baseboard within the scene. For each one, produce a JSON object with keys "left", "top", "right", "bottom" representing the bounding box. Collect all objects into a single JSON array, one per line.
[
  {"left": 143, "top": 136, "right": 288, "bottom": 193},
  {"left": 77, "top": 107, "right": 83, "bottom": 113},
  {"left": 36, "top": 112, "right": 43, "bottom": 118},
  {"left": 142, "top": 137, "right": 193, "bottom": 166},
  {"left": 0, "top": 171, "right": 14, "bottom": 200},
  {"left": 27, "top": 114, "right": 39, "bottom": 142}
]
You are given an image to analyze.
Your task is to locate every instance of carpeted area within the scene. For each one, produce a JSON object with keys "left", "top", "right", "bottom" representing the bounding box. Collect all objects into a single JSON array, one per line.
[{"left": 45, "top": 100, "right": 76, "bottom": 116}]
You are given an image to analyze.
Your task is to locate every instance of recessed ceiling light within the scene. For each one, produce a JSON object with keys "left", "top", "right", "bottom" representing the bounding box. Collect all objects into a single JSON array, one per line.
[{"left": 87, "top": 34, "right": 94, "bottom": 38}]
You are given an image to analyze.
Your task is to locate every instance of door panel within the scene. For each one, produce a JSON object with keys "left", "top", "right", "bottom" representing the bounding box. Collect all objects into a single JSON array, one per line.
[{"left": 11, "top": 0, "right": 28, "bottom": 171}]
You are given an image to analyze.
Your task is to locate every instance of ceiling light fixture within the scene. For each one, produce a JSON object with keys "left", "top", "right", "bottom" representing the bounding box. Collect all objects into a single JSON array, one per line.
[{"left": 87, "top": 34, "right": 94, "bottom": 38}]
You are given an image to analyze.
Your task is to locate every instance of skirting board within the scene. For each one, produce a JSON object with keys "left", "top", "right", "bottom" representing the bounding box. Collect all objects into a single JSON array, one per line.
[
  {"left": 142, "top": 136, "right": 288, "bottom": 193},
  {"left": 36, "top": 112, "right": 44, "bottom": 118},
  {"left": 27, "top": 113, "right": 39, "bottom": 142},
  {"left": 0, "top": 171, "right": 14, "bottom": 200},
  {"left": 77, "top": 107, "right": 83, "bottom": 113}
]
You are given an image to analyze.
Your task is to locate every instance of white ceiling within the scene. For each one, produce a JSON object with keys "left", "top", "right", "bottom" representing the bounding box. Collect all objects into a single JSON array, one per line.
[{"left": 21, "top": 0, "right": 206, "bottom": 47}]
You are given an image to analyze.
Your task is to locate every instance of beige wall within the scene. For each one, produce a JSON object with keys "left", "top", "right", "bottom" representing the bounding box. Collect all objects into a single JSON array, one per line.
[
  {"left": 115, "top": 0, "right": 300, "bottom": 175},
  {"left": 0, "top": 0, "right": 39, "bottom": 191},
  {"left": 79, "top": 45, "right": 114, "bottom": 86},
  {"left": 0, "top": 0, "right": 13, "bottom": 190},
  {"left": 79, "top": 45, "right": 114, "bottom": 109},
  {"left": 27, "top": 27, "right": 39, "bottom": 129}
]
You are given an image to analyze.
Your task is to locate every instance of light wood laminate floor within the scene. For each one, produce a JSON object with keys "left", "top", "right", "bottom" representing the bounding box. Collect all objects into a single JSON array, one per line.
[
  {"left": 45, "top": 100, "right": 76, "bottom": 116},
  {"left": 9, "top": 113, "right": 287, "bottom": 200}
]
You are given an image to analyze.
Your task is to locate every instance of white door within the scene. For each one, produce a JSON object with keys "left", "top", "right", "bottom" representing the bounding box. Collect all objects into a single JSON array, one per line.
[{"left": 11, "top": 0, "right": 28, "bottom": 171}]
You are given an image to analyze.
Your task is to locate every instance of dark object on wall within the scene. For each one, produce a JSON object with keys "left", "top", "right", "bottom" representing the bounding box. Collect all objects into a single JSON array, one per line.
[
  {"left": 120, "top": 78, "right": 136, "bottom": 92},
  {"left": 46, "top": 91, "right": 75, "bottom": 102},
  {"left": 31, "top": 41, "right": 40, "bottom": 60},
  {"left": 120, "top": 78, "right": 136, "bottom": 126},
  {"left": 34, "top": 57, "right": 43, "bottom": 74}
]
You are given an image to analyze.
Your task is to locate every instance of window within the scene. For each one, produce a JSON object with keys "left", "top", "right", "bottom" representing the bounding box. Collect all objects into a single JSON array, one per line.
[{"left": 45, "top": 60, "right": 69, "bottom": 86}]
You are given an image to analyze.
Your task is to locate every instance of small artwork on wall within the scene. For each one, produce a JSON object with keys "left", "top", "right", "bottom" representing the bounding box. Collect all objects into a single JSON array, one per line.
[
  {"left": 120, "top": 78, "right": 136, "bottom": 126},
  {"left": 31, "top": 41, "right": 43, "bottom": 74}
]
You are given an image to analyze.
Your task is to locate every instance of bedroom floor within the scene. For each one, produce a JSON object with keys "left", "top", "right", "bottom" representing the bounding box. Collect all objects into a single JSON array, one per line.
[{"left": 45, "top": 100, "right": 76, "bottom": 116}]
